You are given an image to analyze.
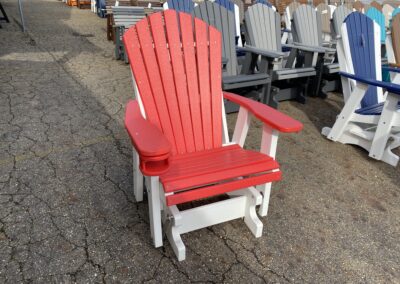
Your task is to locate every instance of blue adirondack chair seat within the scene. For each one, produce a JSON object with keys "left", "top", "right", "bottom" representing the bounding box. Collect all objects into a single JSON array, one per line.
[
  {"left": 167, "top": 0, "right": 194, "bottom": 13},
  {"left": 342, "top": 12, "right": 399, "bottom": 115},
  {"left": 366, "top": 7, "right": 386, "bottom": 43},
  {"left": 215, "top": 0, "right": 234, "bottom": 12}
]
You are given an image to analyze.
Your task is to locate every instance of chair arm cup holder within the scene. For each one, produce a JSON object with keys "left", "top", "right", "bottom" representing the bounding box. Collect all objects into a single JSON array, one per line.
[
  {"left": 223, "top": 92, "right": 303, "bottom": 133},
  {"left": 125, "top": 100, "right": 171, "bottom": 176}
]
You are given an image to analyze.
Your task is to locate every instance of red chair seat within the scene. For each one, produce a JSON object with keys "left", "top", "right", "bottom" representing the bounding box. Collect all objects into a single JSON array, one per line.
[{"left": 160, "top": 145, "right": 281, "bottom": 206}]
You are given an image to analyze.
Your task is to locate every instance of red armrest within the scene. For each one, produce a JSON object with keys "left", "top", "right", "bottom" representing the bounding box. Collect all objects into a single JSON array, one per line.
[
  {"left": 223, "top": 92, "right": 303, "bottom": 133},
  {"left": 125, "top": 100, "right": 171, "bottom": 175}
]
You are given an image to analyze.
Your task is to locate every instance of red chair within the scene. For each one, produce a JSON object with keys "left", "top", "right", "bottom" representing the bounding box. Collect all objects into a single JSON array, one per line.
[{"left": 123, "top": 10, "right": 303, "bottom": 261}]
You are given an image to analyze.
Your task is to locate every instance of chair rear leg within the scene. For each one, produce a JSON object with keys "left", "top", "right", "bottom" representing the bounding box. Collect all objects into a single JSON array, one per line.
[{"left": 257, "top": 183, "right": 272, "bottom": 217}]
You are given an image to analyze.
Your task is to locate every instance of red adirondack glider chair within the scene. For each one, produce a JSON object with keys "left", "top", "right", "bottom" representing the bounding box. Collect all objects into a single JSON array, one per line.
[{"left": 123, "top": 10, "right": 303, "bottom": 261}]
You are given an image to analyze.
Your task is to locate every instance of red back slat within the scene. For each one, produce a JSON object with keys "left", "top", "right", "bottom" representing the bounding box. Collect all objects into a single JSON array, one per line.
[
  {"left": 123, "top": 27, "right": 162, "bottom": 130},
  {"left": 209, "top": 27, "right": 223, "bottom": 148},
  {"left": 164, "top": 12, "right": 199, "bottom": 153},
  {"left": 149, "top": 13, "right": 187, "bottom": 154},
  {"left": 180, "top": 13, "right": 204, "bottom": 152},
  {"left": 123, "top": 10, "right": 223, "bottom": 156},
  {"left": 195, "top": 18, "right": 213, "bottom": 150},
  {"left": 135, "top": 19, "right": 177, "bottom": 153}
]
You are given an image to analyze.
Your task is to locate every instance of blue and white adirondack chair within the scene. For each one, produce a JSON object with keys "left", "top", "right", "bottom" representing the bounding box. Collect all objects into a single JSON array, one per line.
[
  {"left": 214, "top": 0, "right": 243, "bottom": 46},
  {"left": 322, "top": 12, "right": 400, "bottom": 166},
  {"left": 163, "top": 0, "right": 194, "bottom": 13}
]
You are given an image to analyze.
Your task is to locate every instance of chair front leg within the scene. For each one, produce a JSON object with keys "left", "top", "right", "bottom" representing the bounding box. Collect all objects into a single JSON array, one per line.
[
  {"left": 257, "top": 124, "right": 279, "bottom": 217},
  {"left": 369, "top": 93, "right": 400, "bottom": 165},
  {"left": 324, "top": 83, "right": 368, "bottom": 141},
  {"left": 132, "top": 149, "right": 144, "bottom": 202},
  {"left": 147, "top": 176, "right": 163, "bottom": 248}
]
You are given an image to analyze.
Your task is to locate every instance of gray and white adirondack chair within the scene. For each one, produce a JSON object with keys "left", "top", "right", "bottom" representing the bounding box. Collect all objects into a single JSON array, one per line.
[
  {"left": 113, "top": 6, "right": 162, "bottom": 61},
  {"left": 193, "top": 1, "right": 272, "bottom": 112},
  {"left": 331, "top": 5, "right": 352, "bottom": 40},
  {"left": 282, "top": 2, "right": 300, "bottom": 44},
  {"left": 245, "top": 3, "right": 316, "bottom": 107},
  {"left": 291, "top": 4, "right": 338, "bottom": 97}
]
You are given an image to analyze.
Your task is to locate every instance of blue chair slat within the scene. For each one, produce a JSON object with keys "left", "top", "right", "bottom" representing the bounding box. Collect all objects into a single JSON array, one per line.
[
  {"left": 167, "top": 0, "right": 194, "bottom": 13},
  {"left": 346, "top": 12, "right": 379, "bottom": 108},
  {"left": 366, "top": 7, "right": 386, "bottom": 43},
  {"left": 215, "top": 0, "right": 234, "bottom": 12}
]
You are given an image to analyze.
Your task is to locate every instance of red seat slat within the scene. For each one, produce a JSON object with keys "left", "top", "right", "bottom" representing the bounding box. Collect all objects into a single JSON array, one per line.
[
  {"left": 160, "top": 145, "right": 280, "bottom": 194},
  {"left": 166, "top": 171, "right": 282, "bottom": 206}
]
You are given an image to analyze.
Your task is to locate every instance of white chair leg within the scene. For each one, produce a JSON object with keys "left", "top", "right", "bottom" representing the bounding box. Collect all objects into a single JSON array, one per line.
[
  {"left": 259, "top": 125, "right": 278, "bottom": 217},
  {"left": 369, "top": 94, "right": 399, "bottom": 161},
  {"left": 257, "top": 183, "right": 271, "bottom": 217},
  {"left": 325, "top": 84, "right": 367, "bottom": 141},
  {"left": 244, "top": 187, "right": 263, "bottom": 237},
  {"left": 148, "top": 176, "right": 163, "bottom": 248},
  {"left": 133, "top": 149, "right": 144, "bottom": 202},
  {"left": 165, "top": 206, "right": 185, "bottom": 261}
]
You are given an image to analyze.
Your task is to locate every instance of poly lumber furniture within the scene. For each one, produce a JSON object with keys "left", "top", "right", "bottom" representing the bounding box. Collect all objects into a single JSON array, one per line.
[
  {"left": 331, "top": 5, "right": 352, "bottom": 40},
  {"left": 366, "top": 7, "right": 386, "bottom": 44},
  {"left": 331, "top": 5, "right": 352, "bottom": 101},
  {"left": 322, "top": 12, "right": 400, "bottom": 166},
  {"left": 193, "top": 1, "right": 272, "bottom": 112},
  {"left": 163, "top": 0, "right": 194, "bottom": 13},
  {"left": 353, "top": 1, "right": 364, "bottom": 12},
  {"left": 291, "top": 4, "right": 338, "bottom": 97},
  {"left": 370, "top": 0, "right": 383, "bottom": 12},
  {"left": 387, "top": 13, "right": 400, "bottom": 68},
  {"left": 114, "top": 6, "right": 162, "bottom": 61},
  {"left": 123, "top": 10, "right": 303, "bottom": 261},
  {"left": 245, "top": 3, "right": 316, "bottom": 107},
  {"left": 215, "top": 0, "right": 243, "bottom": 47},
  {"left": 282, "top": 2, "right": 300, "bottom": 44},
  {"left": 316, "top": 3, "right": 333, "bottom": 42},
  {"left": 383, "top": 4, "right": 394, "bottom": 28}
]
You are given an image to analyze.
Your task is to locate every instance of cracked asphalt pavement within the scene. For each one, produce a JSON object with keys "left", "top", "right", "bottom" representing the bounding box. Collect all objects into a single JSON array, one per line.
[{"left": 0, "top": 1, "right": 399, "bottom": 283}]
